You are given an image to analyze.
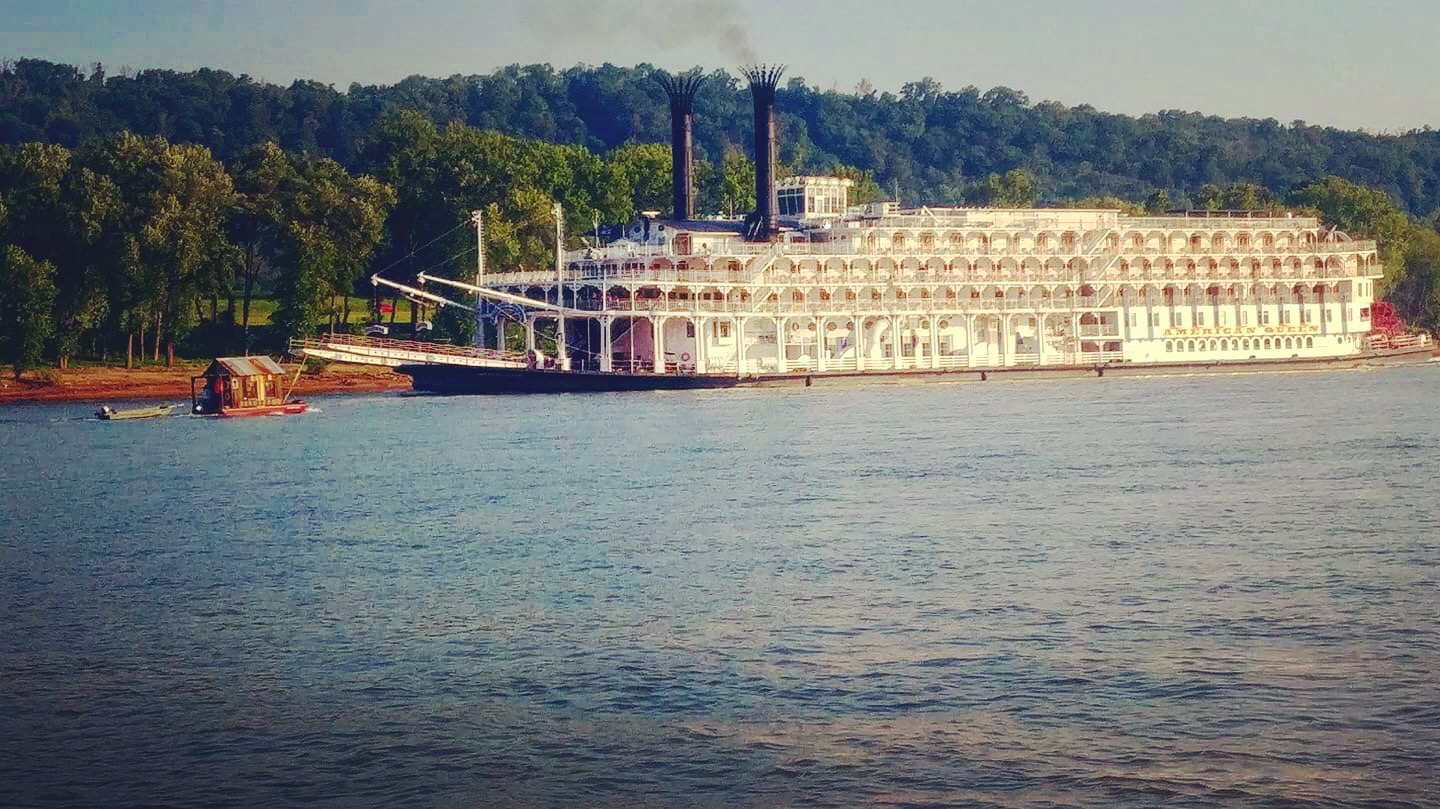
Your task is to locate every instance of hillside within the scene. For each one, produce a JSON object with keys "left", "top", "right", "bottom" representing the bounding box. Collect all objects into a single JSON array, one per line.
[{"left": 4, "top": 58, "right": 1440, "bottom": 215}]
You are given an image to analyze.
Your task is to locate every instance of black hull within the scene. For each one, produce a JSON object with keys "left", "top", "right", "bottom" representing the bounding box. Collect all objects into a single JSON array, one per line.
[
  {"left": 398, "top": 347, "right": 1437, "bottom": 394},
  {"left": 398, "top": 365, "right": 745, "bottom": 393}
]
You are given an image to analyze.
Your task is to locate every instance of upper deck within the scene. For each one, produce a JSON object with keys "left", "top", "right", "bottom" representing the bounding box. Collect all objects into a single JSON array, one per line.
[{"left": 490, "top": 205, "right": 1379, "bottom": 288}]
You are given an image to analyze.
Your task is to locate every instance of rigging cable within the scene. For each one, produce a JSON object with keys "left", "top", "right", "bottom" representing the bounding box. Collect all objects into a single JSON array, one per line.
[{"left": 369, "top": 220, "right": 474, "bottom": 281}]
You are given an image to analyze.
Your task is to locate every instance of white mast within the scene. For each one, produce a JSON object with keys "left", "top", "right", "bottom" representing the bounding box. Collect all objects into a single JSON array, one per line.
[
  {"left": 554, "top": 202, "right": 569, "bottom": 370},
  {"left": 472, "top": 209, "right": 486, "bottom": 349}
]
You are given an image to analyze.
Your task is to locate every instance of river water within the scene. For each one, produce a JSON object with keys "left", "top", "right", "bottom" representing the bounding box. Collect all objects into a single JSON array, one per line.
[{"left": 2, "top": 367, "right": 1438, "bottom": 808}]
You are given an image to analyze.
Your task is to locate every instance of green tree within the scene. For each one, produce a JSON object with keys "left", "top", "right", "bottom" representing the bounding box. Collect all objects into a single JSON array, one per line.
[
  {"left": 82, "top": 134, "right": 236, "bottom": 366},
  {"left": 0, "top": 142, "right": 121, "bottom": 368},
  {"left": 697, "top": 145, "right": 754, "bottom": 216},
  {"left": 270, "top": 156, "right": 393, "bottom": 339},
  {"left": 1286, "top": 176, "right": 1440, "bottom": 328},
  {"left": 1289, "top": 177, "right": 1411, "bottom": 286},
  {"left": 1218, "top": 182, "right": 1276, "bottom": 211},
  {"left": 1191, "top": 183, "right": 1223, "bottom": 210},
  {"left": 969, "top": 169, "right": 1037, "bottom": 206},
  {"left": 604, "top": 142, "right": 670, "bottom": 218},
  {"left": 0, "top": 245, "right": 58, "bottom": 377},
  {"left": 1388, "top": 225, "right": 1440, "bottom": 328},
  {"left": 228, "top": 141, "right": 298, "bottom": 351},
  {"left": 828, "top": 164, "right": 883, "bottom": 205},
  {"left": 355, "top": 110, "right": 442, "bottom": 291}
]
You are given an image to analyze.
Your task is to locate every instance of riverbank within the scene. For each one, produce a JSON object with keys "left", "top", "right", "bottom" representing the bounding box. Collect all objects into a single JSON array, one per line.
[{"left": 0, "top": 362, "right": 410, "bottom": 405}]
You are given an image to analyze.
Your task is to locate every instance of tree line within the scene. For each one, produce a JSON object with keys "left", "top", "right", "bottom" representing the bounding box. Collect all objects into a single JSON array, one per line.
[
  {"left": 0, "top": 135, "right": 393, "bottom": 374},
  {"left": 5, "top": 58, "right": 1440, "bottom": 216}
]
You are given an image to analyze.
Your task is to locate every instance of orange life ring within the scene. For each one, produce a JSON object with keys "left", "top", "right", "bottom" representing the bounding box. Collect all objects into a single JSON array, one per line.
[{"left": 680, "top": 352, "right": 691, "bottom": 362}]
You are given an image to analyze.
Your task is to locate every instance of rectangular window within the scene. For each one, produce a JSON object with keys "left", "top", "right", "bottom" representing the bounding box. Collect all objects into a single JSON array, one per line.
[
  {"left": 1360, "top": 307, "right": 1370, "bottom": 320},
  {"left": 1151, "top": 313, "right": 1161, "bottom": 327},
  {"left": 1242, "top": 311, "right": 1250, "bottom": 326},
  {"left": 1129, "top": 312, "right": 1137, "bottom": 328},
  {"left": 1196, "top": 311, "right": 1206, "bottom": 326},
  {"left": 717, "top": 322, "right": 731, "bottom": 338},
  {"left": 1325, "top": 309, "right": 1333, "bottom": 323},
  {"left": 1262, "top": 311, "right": 1271, "bottom": 325}
]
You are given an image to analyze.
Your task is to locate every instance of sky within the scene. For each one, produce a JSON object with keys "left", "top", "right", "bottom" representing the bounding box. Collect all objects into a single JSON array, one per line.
[{"left": 2, "top": 0, "right": 1437, "bottom": 132}]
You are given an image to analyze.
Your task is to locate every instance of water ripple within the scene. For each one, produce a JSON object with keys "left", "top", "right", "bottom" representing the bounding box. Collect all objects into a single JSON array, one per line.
[{"left": 2, "top": 369, "right": 1439, "bottom": 807}]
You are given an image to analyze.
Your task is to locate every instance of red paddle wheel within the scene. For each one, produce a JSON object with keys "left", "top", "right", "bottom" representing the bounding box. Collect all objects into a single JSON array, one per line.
[
  {"left": 1364, "top": 300, "right": 1435, "bottom": 352},
  {"left": 1369, "top": 300, "right": 1405, "bottom": 338}
]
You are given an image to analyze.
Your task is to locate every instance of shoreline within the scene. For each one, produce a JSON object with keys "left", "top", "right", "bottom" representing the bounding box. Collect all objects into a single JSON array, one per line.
[{"left": 0, "top": 362, "right": 411, "bottom": 405}]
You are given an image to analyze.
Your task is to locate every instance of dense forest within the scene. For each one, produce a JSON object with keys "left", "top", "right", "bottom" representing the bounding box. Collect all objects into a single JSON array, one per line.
[
  {"left": 1, "top": 57, "right": 1439, "bottom": 374},
  {"left": 6, "top": 58, "right": 1440, "bottom": 214}
]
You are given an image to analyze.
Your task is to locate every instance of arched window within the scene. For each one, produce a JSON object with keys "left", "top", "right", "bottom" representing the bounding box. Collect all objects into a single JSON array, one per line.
[
  {"left": 1165, "top": 340, "right": 1174, "bottom": 353},
  {"left": 1188, "top": 340, "right": 1196, "bottom": 352},
  {"left": 1230, "top": 339, "right": 1239, "bottom": 351},
  {"left": 1264, "top": 338, "right": 1272, "bottom": 350},
  {"left": 1305, "top": 337, "right": 1314, "bottom": 348},
  {"left": 1284, "top": 337, "right": 1293, "bottom": 349}
]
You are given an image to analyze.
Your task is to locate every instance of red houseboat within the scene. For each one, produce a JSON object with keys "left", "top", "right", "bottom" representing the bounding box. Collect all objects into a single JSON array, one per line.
[{"left": 192, "top": 356, "right": 308, "bottom": 417}]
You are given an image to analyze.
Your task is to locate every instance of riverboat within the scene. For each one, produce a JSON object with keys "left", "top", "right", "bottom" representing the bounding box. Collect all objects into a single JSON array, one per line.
[
  {"left": 192, "top": 356, "right": 308, "bottom": 416},
  {"left": 367, "top": 67, "right": 1433, "bottom": 394}
]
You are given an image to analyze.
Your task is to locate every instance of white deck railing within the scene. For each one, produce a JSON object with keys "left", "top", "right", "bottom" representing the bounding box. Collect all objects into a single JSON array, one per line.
[{"left": 292, "top": 334, "right": 526, "bottom": 368}]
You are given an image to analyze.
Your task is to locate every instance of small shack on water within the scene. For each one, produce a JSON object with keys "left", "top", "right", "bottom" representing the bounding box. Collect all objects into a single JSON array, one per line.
[{"left": 192, "top": 356, "right": 293, "bottom": 415}]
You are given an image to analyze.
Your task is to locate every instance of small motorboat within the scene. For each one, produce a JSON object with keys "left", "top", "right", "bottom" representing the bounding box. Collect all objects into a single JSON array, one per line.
[{"left": 96, "top": 404, "right": 175, "bottom": 421}]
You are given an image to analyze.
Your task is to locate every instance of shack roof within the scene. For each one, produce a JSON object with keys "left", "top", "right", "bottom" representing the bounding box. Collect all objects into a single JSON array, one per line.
[{"left": 206, "top": 356, "right": 286, "bottom": 377}]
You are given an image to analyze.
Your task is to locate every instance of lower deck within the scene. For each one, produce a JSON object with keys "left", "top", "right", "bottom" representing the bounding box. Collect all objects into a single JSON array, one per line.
[
  {"left": 482, "top": 309, "right": 1396, "bottom": 377},
  {"left": 398, "top": 342, "right": 1438, "bottom": 395}
]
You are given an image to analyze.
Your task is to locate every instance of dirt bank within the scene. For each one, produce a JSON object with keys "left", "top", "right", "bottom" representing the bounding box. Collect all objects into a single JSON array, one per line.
[{"left": 0, "top": 362, "right": 411, "bottom": 405}]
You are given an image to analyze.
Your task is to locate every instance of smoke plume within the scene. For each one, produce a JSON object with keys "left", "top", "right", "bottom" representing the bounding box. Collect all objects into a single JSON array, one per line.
[{"left": 526, "top": 0, "right": 756, "bottom": 66}]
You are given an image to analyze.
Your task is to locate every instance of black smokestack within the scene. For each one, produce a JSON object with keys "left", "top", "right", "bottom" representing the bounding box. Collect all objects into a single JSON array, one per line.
[
  {"left": 742, "top": 64, "right": 784, "bottom": 241},
  {"left": 659, "top": 72, "right": 703, "bottom": 221}
]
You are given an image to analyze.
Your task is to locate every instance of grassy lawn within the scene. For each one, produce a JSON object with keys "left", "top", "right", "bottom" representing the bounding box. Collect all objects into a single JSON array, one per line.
[{"left": 241, "top": 297, "right": 422, "bottom": 327}]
